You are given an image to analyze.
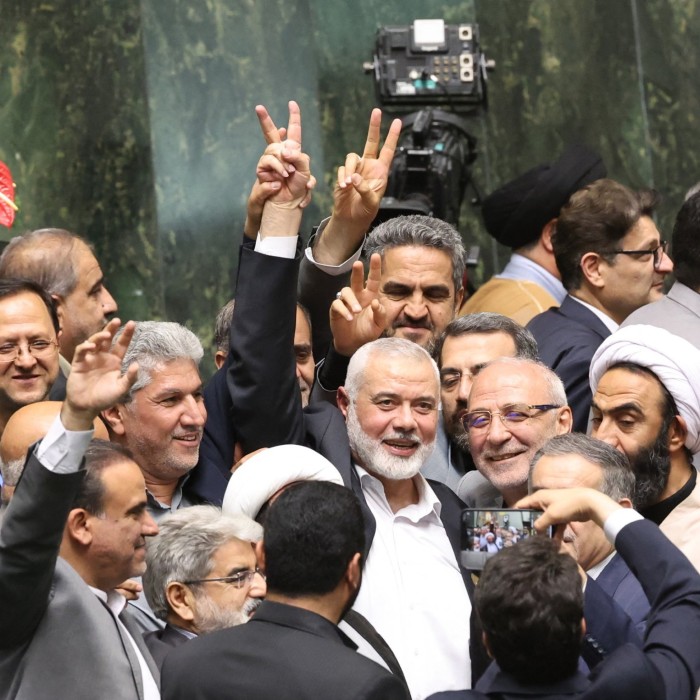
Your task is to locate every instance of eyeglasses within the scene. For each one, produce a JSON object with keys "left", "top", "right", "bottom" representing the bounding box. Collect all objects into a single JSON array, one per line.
[
  {"left": 183, "top": 567, "right": 265, "bottom": 589},
  {"left": 462, "top": 403, "right": 561, "bottom": 432},
  {"left": 0, "top": 339, "right": 59, "bottom": 363},
  {"left": 610, "top": 240, "right": 668, "bottom": 270}
]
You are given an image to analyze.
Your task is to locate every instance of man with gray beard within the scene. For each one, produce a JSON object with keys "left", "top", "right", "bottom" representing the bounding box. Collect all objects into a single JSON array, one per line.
[
  {"left": 335, "top": 338, "right": 475, "bottom": 700},
  {"left": 143, "top": 506, "right": 266, "bottom": 670}
]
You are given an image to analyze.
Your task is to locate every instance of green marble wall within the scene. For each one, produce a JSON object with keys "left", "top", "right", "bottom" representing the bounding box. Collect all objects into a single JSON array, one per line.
[{"left": 1, "top": 0, "right": 698, "bottom": 377}]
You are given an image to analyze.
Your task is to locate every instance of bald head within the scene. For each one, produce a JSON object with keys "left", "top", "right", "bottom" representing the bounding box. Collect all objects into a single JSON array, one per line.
[{"left": 1, "top": 401, "right": 109, "bottom": 503}]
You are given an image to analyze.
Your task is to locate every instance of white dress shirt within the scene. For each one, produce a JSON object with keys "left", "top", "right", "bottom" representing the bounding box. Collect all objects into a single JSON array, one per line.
[{"left": 353, "top": 466, "right": 472, "bottom": 700}]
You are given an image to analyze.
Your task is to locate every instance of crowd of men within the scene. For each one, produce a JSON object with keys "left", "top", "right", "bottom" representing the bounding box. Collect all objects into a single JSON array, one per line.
[{"left": 1, "top": 99, "right": 700, "bottom": 700}]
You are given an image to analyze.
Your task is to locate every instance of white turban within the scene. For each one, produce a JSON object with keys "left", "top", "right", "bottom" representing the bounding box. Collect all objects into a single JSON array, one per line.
[
  {"left": 590, "top": 325, "right": 700, "bottom": 454},
  {"left": 221, "top": 444, "right": 344, "bottom": 520}
]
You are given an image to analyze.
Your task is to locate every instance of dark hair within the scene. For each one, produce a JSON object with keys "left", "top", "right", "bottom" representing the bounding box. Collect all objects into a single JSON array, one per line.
[
  {"left": 70, "top": 439, "right": 137, "bottom": 515},
  {"left": 0, "top": 278, "right": 60, "bottom": 334},
  {"left": 608, "top": 361, "right": 692, "bottom": 463},
  {"left": 476, "top": 536, "right": 583, "bottom": 684},
  {"left": 530, "top": 433, "right": 635, "bottom": 501},
  {"left": 213, "top": 299, "right": 235, "bottom": 353},
  {"left": 434, "top": 312, "right": 538, "bottom": 366},
  {"left": 671, "top": 191, "right": 700, "bottom": 290},
  {"left": 553, "top": 179, "right": 659, "bottom": 291},
  {"left": 262, "top": 481, "right": 365, "bottom": 597}
]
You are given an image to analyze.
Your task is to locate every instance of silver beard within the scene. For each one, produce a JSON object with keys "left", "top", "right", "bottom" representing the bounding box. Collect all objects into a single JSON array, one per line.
[
  {"left": 345, "top": 402, "right": 435, "bottom": 480},
  {"left": 193, "top": 595, "right": 259, "bottom": 635}
]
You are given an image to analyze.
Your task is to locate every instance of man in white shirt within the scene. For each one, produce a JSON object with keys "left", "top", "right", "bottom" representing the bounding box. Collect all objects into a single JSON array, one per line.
[{"left": 0, "top": 318, "right": 161, "bottom": 700}]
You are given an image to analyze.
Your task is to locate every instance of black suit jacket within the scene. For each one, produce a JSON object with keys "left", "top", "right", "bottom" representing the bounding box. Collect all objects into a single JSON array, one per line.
[
  {"left": 161, "top": 601, "right": 410, "bottom": 700},
  {"left": 427, "top": 519, "right": 700, "bottom": 700},
  {"left": 527, "top": 295, "right": 611, "bottom": 433},
  {"left": 143, "top": 624, "right": 191, "bottom": 672}
]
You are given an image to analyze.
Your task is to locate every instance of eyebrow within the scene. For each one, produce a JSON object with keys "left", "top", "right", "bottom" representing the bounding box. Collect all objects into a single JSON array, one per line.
[
  {"left": 225, "top": 565, "right": 252, "bottom": 577},
  {"left": 592, "top": 401, "right": 644, "bottom": 415},
  {"left": 126, "top": 501, "right": 148, "bottom": 517},
  {"left": 88, "top": 277, "right": 105, "bottom": 295}
]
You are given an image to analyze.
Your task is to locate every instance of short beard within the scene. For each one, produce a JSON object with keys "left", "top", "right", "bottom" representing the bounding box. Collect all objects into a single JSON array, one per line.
[
  {"left": 193, "top": 595, "right": 259, "bottom": 635},
  {"left": 345, "top": 403, "right": 434, "bottom": 480},
  {"left": 630, "top": 424, "right": 672, "bottom": 509}
]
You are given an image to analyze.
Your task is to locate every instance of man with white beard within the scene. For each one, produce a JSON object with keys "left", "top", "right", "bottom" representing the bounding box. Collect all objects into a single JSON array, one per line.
[
  {"left": 336, "top": 338, "right": 474, "bottom": 700},
  {"left": 143, "top": 505, "right": 266, "bottom": 670}
]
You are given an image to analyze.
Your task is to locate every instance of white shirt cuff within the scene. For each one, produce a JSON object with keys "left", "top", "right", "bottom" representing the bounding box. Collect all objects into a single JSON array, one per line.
[
  {"left": 35, "top": 414, "right": 94, "bottom": 474},
  {"left": 254, "top": 233, "right": 298, "bottom": 259},
  {"left": 603, "top": 508, "right": 644, "bottom": 544},
  {"left": 304, "top": 217, "right": 364, "bottom": 276}
]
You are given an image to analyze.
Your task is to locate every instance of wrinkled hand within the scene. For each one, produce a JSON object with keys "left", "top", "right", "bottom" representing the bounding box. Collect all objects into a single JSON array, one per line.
[
  {"left": 61, "top": 319, "right": 138, "bottom": 431},
  {"left": 516, "top": 488, "right": 623, "bottom": 533},
  {"left": 330, "top": 254, "right": 387, "bottom": 356}
]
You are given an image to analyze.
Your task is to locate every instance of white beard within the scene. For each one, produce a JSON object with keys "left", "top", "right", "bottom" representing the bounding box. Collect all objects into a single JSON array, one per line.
[
  {"left": 345, "top": 403, "right": 435, "bottom": 480},
  {"left": 193, "top": 595, "right": 259, "bottom": 635}
]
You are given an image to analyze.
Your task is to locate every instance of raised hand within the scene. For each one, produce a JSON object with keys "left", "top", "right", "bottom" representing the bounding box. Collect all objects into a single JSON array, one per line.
[
  {"left": 313, "top": 109, "right": 402, "bottom": 264},
  {"left": 330, "top": 254, "right": 387, "bottom": 356},
  {"left": 61, "top": 319, "right": 138, "bottom": 431}
]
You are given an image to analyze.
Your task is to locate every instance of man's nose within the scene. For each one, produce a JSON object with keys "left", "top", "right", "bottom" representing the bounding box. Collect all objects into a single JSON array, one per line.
[
  {"left": 486, "top": 413, "right": 512, "bottom": 444},
  {"left": 181, "top": 396, "right": 207, "bottom": 426},
  {"left": 101, "top": 287, "right": 118, "bottom": 315},
  {"left": 13, "top": 345, "right": 38, "bottom": 369},
  {"left": 249, "top": 570, "right": 267, "bottom": 598},
  {"left": 392, "top": 403, "right": 418, "bottom": 432}
]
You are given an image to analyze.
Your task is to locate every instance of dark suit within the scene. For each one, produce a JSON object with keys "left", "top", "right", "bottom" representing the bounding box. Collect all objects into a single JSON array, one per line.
[
  {"left": 161, "top": 600, "right": 410, "bottom": 700},
  {"left": 0, "top": 450, "right": 160, "bottom": 700},
  {"left": 427, "top": 519, "right": 700, "bottom": 700},
  {"left": 527, "top": 295, "right": 611, "bottom": 433},
  {"left": 143, "top": 624, "right": 191, "bottom": 671}
]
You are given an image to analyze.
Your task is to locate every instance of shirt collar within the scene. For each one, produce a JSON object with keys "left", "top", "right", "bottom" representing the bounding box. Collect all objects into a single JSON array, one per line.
[
  {"left": 498, "top": 253, "right": 567, "bottom": 303},
  {"left": 568, "top": 295, "right": 620, "bottom": 333},
  {"left": 586, "top": 550, "right": 616, "bottom": 580},
  {"left": 89, "top": 586, "right": 128, "bottom": 616}
]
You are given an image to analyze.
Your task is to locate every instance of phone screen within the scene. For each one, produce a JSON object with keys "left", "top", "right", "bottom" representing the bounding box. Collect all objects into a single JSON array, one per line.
[{"left": 460, "top": 508, "right": 551, "bottom": 571}]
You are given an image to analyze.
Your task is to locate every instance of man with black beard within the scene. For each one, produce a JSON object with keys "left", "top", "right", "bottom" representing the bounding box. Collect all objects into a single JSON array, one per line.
[{"left": 589, "top": 325, "right": 700, "bottom": 570}]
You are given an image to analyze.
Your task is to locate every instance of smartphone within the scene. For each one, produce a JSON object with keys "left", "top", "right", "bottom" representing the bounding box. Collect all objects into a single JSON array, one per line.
[{"left": 460, "top": 508, "right": 553, "bottom": 571}]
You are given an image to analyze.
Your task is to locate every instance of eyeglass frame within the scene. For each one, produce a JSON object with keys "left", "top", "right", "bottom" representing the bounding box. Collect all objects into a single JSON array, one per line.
[
  {"left": 183, "top": 567, "right": 265, "bottom": 589},
  {"left": 461, "top": 403, "right": 562, "bottom": 432},
  {"left": 0, "top": 338, "right": 60, "bottom": 363},
  {"left": 609, "top": 240, "right": 668, "bottom": 270}
]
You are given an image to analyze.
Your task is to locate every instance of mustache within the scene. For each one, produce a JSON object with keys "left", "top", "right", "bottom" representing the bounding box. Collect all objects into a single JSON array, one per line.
[
  {"left": 244, "top": 597, "right": 262, "bottom": 618},
  {"left": 391, "top": 315, "right": 434, "bottom": 331}
]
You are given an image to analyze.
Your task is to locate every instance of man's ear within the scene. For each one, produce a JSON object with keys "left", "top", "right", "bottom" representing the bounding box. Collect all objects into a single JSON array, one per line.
[
  {"left": 556, "top": 406, "right": 574, "bottom": 434},
  {"left": 540, "top": 219, "right": 557, "bottom": 254},
  {"left": 668, "top": 415, "right": 689, "bottom": 456},
  {"left": 214, "top": 351, "right": 227, "bottom": 370},
  {"left": 454, "top": 286, "right": 464, "bottom": 311},
  {"left": 618, "top": 497, "right": 634, "bottom": 509},
  {"left": 166, "top": 582, "right": 196, "bottom": 622},
  {"left": 65, "top": 508, "right": 94, "bottom": 546},
  {"left": 101, "top": 405, "right": 127, "bottom": 436},
  {"left": 580, "top": 252, "right": 607, "bottom": 289},
  {"left": 481, "top": 631, "right": 494, "bottom": 660},
  {"left": 254, "top": 540, "right": 266, "bottom": 577},
  {"left": 337, "top": 387, "right": 350, "bottom": 418},
  {"left": 345, "top": 552, "right": 362, "bottom": 591}
]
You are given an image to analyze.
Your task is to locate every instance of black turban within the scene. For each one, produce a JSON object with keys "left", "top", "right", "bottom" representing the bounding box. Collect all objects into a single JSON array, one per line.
[{"left": 482, "top": 144, "right": 606, "bottom": 249}]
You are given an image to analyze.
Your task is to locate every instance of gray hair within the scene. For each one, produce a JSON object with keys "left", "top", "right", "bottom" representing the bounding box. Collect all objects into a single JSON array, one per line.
[
  {"left": 116, "top": 321, "right": 203, "bottom": 400},
  {"left": 529, "top": 433, "right": 635, "bottom": 502},
  {"left": 364, "top": 215, "right": 466, "bottom": 293},
  {"left": 477, "top": 357, "right": 567, "bottom": 406},
  {"left": 0, "top": 228, "right": 88, "bottom": 297},
  {"left": 0, "top": 458, "right": 24, "bottom": 488},
  {"left": 213, "top": 299, "right": 236, "bottom": 353},
  {"left": 685, "top": 182, "right": 700, "bottom": 201},
  {"left": 434, "top": 312, "right": 539, "bottom": 366},
  {"left": 144, "top": 505, "right": 263, "bottom": 621},
  {"left": 344, "top": 337, "right": 440, "bottom": 401}
]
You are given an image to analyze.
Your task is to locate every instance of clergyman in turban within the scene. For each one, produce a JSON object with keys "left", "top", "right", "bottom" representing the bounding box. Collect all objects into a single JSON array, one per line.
[{"left": 588, "top": 324, "right": 700, "bottom": 571}]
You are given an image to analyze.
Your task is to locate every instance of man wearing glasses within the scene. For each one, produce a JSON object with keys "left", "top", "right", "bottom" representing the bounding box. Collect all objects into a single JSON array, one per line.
[
  {"left": 143, "top": 505, "right": 266, "bottom": 670},
  {"left": 527, "top": 178, "right": 673, "bottom": 433},
  {"left": 458, "top": 357, "right": 572, "bottom": 508},
  {"left": 0, "top": 279, "right": 60, "bottom": 440}
]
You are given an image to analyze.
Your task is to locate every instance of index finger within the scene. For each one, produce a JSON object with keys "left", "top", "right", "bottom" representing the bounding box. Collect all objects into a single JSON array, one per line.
[
  {"left": 255, "top": 105, "right": 282, "bottom": 144},
  {"left": 377, "top": 117, "right": 402, "bottom": 168},
  {"left": 349, "top": 261, "right": 366, "bottom": 296},
  {"left": 361, "top": 108, "right": 382, "bottom": 159},
  {"left": 286, "top": 100, "right": 302, "bottom": 146},
  {"left": 365, "top": 253, "right": 382, "bottom": 294}
]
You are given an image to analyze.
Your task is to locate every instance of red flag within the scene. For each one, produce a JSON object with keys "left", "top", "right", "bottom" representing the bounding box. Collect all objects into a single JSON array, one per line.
[{"left": 0, "top": 160, "right": 18, "bottom": 228}]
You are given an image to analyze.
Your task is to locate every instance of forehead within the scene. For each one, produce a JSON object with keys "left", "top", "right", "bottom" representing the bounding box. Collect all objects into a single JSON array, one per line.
[
  {"left": 532, "top": 454, "right": 603, "bottom": 489},
  {"left": 294, "top": 306, "right": 311, "bottom": 344},
  {"left": 594, "top": 367, "right": 664, "bottom": 412},
  {"left": 469, "top": 363, "right": 547, "bottom": 407},
  {"left": 100, "top": 459, "right": 147, "bottom": 507},
  {"left": 0, "top": 292, "right": 54, "bottom": 335},
  {"left": 138, "top": 358, "right": 202, "bottom": 396},
  {"left": 209, "top": 538, "right": 256, "bottom": 574},
  {"left": 441, "top": 331, "right": 517, "bottom": 369},
  {"left": 381, "top": 246, "right": 455, "bottom": 289},
  {"left": 361, "top": 353, "right": 438, "bottom": 398},
  {"left": 619, "top": 215, "right": 661, "bottom": 249}
]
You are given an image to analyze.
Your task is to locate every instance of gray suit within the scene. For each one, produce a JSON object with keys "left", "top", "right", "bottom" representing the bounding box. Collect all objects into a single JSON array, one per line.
[
  {"left": 0, "top": 451, "right": 160, "bottom": 700},
  {"left": 622, "top": 282, "right": 700, "bottom": 349}
]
